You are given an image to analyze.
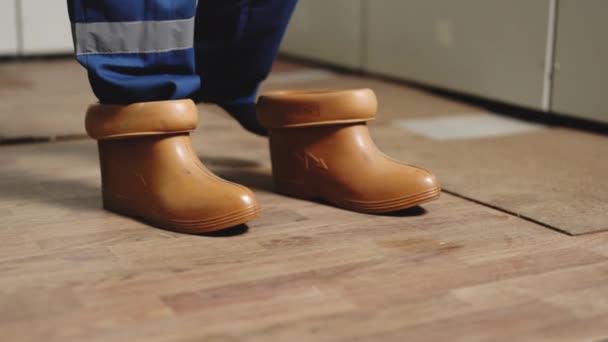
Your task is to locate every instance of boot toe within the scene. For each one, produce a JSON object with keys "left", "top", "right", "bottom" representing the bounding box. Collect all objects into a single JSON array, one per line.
[
  {"left": 154, "top": 183, "right": 260, "bottom": 234},
  {"left": 418, "top": 168, "right": 441, "bottom": 192},
  {"left": 231, "top": 187, "right": 258, "bottom": 210},
  {"left": 187, "top": 185, "right": 260, "bottom": 232},
  {"left": 332, "top": 167, "right": 441, "bottom": 214}
]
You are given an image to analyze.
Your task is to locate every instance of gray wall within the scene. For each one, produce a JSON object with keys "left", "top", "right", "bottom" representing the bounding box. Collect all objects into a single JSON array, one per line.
[
  {"left": 366, "top": 0, "right": 548, "bottom": 110},
  {"left": 1, "top": 0, "right": 606, "bottom": 124},
  {"left": 281, "top": 0, "right": 608, "bottom": 124},
  {"left": 281, "top": 0, "right": 363, "bottom": 69},
  {"left": 0, "top": 0, "right": 18, "bottom": 55},
  {"left": 551, "top": 0, "right": 608, "bottom": 123},
  {"left": 0, "top": 0, "right": 72, "bottom": 56}
]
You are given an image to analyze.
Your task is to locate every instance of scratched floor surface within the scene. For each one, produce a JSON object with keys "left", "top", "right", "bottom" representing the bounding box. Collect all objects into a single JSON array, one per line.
[{"left": 1, "top": 103, "right": 608, "bottom": 341}]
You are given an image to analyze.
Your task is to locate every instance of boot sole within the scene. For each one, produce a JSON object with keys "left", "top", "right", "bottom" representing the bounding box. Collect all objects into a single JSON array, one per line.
[
  {"left": 331, "top": 187, "right": 441, "bottom": 213},
  {"left": 104, "top": 201, "right": 261, "bottom": 234},
  {"left": 276, "top": 181, "right": 441, "bottom": 214}
]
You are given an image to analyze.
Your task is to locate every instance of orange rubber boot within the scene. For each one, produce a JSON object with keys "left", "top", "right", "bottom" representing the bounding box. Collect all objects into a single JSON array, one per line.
[
  {"left": 257, "top": 89, "right": 440, "bottom": 213},
  {"left": 86, "top": 99, "right": 260, "bottom": 233}
]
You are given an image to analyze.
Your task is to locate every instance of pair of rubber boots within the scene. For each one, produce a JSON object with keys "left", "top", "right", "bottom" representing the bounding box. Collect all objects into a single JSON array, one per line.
[{"left": 86, "top": 89, "right": 441, "bottom": 233}]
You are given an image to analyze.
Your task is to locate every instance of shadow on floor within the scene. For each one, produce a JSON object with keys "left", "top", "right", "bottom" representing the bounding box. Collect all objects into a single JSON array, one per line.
[
  {"left": 1, "top": 143, "right": 261, "bottom": 236},
  {"left": 376, "top": 206, "right": 428, "bottom": 217},
  {"left": 200, "top": 224, "right": 249, "bottom": 237},
  {"left": 2, "top": 141, "right": 425, "bottom": 237},
  {"left": 0, "top": 142, "right": 102, "bottom": 212},
  {"left": 0, "top": 172, "right": 102, "bottom": 212}
]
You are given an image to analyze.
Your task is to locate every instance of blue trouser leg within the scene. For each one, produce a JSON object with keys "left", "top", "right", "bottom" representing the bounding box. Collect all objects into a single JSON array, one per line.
[
  {"left": 67, "top": 0, "right": 200, "bottom": 104},
  {"left": 68, "top": 0, "right": 296, "bottom": 135},
  {"left": 193, "top": 0, "right": 298, "bottom": 105},
  {"left": 192, "top": 0, "right": 297, "bottom": 135}
]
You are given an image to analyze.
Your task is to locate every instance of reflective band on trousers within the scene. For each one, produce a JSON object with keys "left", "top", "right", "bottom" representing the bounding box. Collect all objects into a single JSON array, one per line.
[{"left": 73, "top": 17, "right": 195, "bottom": 55}]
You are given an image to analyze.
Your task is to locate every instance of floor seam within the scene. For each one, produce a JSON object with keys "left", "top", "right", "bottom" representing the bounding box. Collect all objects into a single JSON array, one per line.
[
  {"left": 441, "top": 189, "right": 580, "bottom": 237},
  {"left": 0, "top": 134, "right": 88, "bottom": 146}
]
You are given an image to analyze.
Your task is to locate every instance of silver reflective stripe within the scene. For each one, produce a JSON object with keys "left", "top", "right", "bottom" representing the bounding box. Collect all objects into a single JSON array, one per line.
[{"left": 74, "top": 17, "right": 195, "bottom": 55}]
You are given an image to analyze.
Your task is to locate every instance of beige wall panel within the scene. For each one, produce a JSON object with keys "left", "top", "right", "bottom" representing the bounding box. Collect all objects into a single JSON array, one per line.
[
  {"left": 0, "top": 0, "right": 18, "bottom": 55},
  {"left": 552, "top": 0, "right": 608, "bottom": 123},
  {"left": 281, "top": 0, "right": 362, "bottom": 69},
  {"left": 366, "top": 0, "right": 548, "bottom": 110},
  {"left": 20, "top": 0, "right": 73, "bottom": 54}
]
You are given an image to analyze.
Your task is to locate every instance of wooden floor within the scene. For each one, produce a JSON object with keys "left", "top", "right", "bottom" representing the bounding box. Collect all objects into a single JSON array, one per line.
[
  {"left": 2, "top": 63, "right": 608, "bottom": 341},
  {"left": 3, "top": 59, "right": 607, "bottom": 235}
]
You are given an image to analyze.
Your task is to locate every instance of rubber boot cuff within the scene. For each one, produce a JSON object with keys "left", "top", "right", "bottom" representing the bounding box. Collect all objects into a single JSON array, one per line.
[
  {"left": 85, "top": 99, "right": 198, "bottom": 140},
  {"left": 257, "top": 89, "right": 377, "bottom": 128}
]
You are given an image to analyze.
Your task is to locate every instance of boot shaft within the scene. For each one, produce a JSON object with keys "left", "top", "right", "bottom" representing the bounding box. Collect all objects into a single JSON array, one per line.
[
  {"left": 86, "top": 99, "right": 260, "bottom": 233},
  {"left": 257, "top": 89, "right": 441, "bottom": 213}
]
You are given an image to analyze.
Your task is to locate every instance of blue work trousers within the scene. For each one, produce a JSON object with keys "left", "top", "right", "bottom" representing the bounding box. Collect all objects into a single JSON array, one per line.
[{"left": 67, "top": 0, "right": 297, "bottom": 105}]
